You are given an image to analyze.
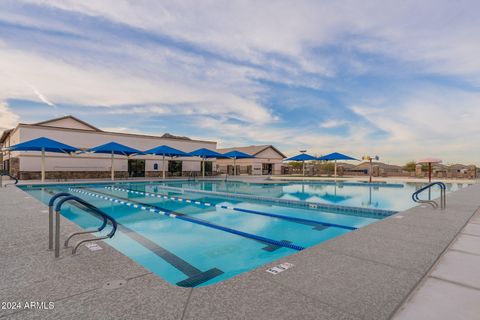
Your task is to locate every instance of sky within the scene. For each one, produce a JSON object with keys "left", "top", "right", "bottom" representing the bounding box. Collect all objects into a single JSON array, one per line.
[{"left": 1, "top": 0, "right": 480, "bottom": 165}]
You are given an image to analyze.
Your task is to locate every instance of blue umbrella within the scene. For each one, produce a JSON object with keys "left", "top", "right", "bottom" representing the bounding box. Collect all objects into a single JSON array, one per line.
[
  {"left": 7, "top": 137, "right": 79, "bottom": 182},
  {"left": 88, "top": 142, "right": 141, "bottom": 181},
  {"left": 285, "top": 153, "right": 317, "bottom": 161},
  {"left": 285, "top": 153, "right": 317, "bottom": 176},
  {"left": 222, "top": 150, "right": 255, "bottom": 176},
  {"left": 189, "top": 148, "right": 228, "bottom": 177},
  {"left": 143, "top": 145, "right": 189, "bottom": 179},
  {"left": 317, "top": 152, "right": 358, "bottom": 178}
]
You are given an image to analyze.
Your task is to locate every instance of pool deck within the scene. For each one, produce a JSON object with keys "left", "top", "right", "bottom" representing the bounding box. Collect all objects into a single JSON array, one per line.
[{"left": 1, "top": 180, "right": 479, "bottom": 319}]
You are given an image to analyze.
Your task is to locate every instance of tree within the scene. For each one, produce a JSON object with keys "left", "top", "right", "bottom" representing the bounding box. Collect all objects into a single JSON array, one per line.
[
  {"left": 403, "top": 161, "right": 416, "bottom": 172},
  {"left": 289, "top": 161, "right": 303, "bottom": 168}
]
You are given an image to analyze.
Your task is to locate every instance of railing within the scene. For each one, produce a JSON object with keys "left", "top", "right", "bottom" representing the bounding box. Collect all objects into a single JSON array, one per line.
[
  {"left": 49, "top": 192, "right": 117, "bottom": 257},
  {"left": 188, "top": 171, "right": 197, "bottom": 182},
  {"left": 0, "top": 172, "right": 18, "bottom": 187},
  {"left": 412, "top": 182, "right": 446, "bottom": 209}
]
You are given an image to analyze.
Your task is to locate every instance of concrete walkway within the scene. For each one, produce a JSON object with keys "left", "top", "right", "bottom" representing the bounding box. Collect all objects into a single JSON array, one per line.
[
  {"left": 393, "top": 209, "right": 480, "bottom": 319},
  {"left": 1, "top": 182, "right": 479, "bottom": 319}
]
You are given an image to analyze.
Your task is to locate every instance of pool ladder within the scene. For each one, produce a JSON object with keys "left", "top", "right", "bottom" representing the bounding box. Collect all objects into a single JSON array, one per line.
[
  {"left": 48, "top": 192, "right": 117, "bottom": 258},
  {"left": 412, "top": 182, "right": 446, "bottom": 209},
  {"left": 0, "top": 172, "right": 18, "bottom": 187}
]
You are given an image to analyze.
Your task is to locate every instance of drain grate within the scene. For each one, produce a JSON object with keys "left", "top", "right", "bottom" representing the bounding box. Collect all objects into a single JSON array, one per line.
[{"left": 103, "top": 280, "right": 127, "bottom": 290}]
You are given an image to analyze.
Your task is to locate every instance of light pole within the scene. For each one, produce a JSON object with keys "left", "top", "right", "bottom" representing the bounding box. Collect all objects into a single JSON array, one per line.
[
  {"left": 362, "top": 155, "right": 379, "bottom": 183},
  {"left": 300, "top": 150, "right": 307, "bottom": 176}
]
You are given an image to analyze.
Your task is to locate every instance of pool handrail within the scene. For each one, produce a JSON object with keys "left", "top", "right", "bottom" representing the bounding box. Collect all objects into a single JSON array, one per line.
[
  {"left": 0, "top": 171, "right": 18, "bottom": 186},
  {"left": 52, "top": 194, "right": 117, "bottom": 257},
  {"left": 48, "top": 192, "right": 73, "bottom": 250},
  {"left": 412, "top": 182, "right": 446, "bottom": 209}
]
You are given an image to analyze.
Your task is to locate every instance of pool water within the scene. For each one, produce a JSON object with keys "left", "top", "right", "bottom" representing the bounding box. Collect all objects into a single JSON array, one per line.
[
  {"left": 147, "top": 180, "right": 468, "bottom": 211},
  {"left": 19, "top": 180, "right": 465, "bottom": 287}
]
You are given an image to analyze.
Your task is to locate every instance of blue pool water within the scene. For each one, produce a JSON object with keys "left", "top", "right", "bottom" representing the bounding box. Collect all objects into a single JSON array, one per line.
[
  {"left": 146, "top": 180, "right": 467, "bottom": 211},
  {"left": 19, "top": 180, "right": 465, "bottom": 287}
]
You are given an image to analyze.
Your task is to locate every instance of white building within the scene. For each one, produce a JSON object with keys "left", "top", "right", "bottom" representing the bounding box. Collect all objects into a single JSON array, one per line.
[
  {"left": 0, "top": 116, "right": 217, "bottom": 180},
  {"left": 216, "top": 145, "right": 286, "bottom": 175}
]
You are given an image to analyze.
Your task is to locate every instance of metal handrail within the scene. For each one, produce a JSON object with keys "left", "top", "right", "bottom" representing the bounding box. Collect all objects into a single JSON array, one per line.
[
  {"left": 412, "top": 182, "right": 446, "bottom": 209},
  {"left": 52, "top": 194, "right": 117, "bottom": 257},
  {"left": 0, "top": 172, "right": 18, "bottom": 186},
  {"left": 48, "top": 192, "right": 73, "bottom": 250}
]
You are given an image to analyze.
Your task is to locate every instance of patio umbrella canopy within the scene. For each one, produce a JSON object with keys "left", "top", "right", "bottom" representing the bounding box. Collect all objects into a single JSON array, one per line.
[
  {"left": 417, "top": 158, "right": 442, "bottom": 182},
  {"left": 143, "top": 145, "right": 189, "bottom": 179},
  {"left": 7, "top": 137, "right": 79, "bottom": 182},
  {"left": 189, "top": 148, "right": 228, "bottom": 178},
  {"left": 222, "top": 150, "right": 255, "bottom": 176},
  {"left": 88, "top": 142, "right": 141, "bottom": 181},
  {"left": 285, "top": 153, "right": 317, "bottom": 176},
  {"left": 317, "top": 152, "right": 358, "bottom": 178}
]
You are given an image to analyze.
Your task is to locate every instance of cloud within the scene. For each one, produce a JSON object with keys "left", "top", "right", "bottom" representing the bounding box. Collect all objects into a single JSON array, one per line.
[
  {"left": 0, "top": 103, "right": 20, "bottom": 131},
  {"left": 0, "top": 45, "right": 273, "bottom": 124},
  {"left": 319, "top": 119, "right": 348, "bottom": 129}
]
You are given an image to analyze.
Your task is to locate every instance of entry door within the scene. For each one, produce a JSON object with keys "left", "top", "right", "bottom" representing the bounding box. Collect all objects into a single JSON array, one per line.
[
  {"left": 262, "top": 163, "right": 273, "bottom": 175},
  {"left": 128, "top": 159, "right": 145, "bottom": 177}
]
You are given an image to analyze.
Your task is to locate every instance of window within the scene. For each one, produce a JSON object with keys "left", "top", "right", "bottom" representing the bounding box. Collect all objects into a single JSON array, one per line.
[{"left": 153, "top": 163, "right": 159, "bottom": 170}]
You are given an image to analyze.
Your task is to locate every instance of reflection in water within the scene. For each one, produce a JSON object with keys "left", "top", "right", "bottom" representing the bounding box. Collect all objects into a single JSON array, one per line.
[{"left": 157, "top": 180, "right": 469, "bottom": 212}]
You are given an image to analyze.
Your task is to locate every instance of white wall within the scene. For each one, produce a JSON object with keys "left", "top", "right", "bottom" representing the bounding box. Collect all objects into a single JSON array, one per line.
[{"left": 15, "top": 125, "right": 216, "bottom": 172}]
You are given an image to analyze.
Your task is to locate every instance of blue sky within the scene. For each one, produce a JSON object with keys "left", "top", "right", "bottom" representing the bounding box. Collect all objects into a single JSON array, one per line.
[{"left": 1, "top": 0, "right": 480, "bottom": 164}]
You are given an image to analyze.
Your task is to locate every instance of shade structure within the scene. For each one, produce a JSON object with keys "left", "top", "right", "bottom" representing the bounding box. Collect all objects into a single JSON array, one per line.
[
  {"left": 143, "top": 145, "right": 189, "bottom": 179},
  {"left": 417, "top": 158, "right": 442, "bottom": 182},
  {"left": 285, "top": 153, "right": 317, "bottom": 176},
  {"left": 189, "top": 148, "right": 228, "bottom": 178},
  {"left": 285, "top": 153, "right": 317, "bottom": 161},
  {"left": 317, "top": 152, "right": 357, "bottom": 161},
  {"left": 88, "top": 142, "right": 141, "bottom": 181},
  {"left": 222, "top": 150, "right": 256, "bottom": 176},
  {"left": 317, "top": 152, "right": 358, "bottom": 178},
  {"left": 7, "top": 137, "right": 79, "bottom": 182}
]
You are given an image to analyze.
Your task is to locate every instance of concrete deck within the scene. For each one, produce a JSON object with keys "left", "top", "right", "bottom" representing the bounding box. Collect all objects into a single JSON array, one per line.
[
  {"left": 393, "top": 208, "right": 480, "bottom": 319},
  {"left": 1, "top": 181, "right": 479, "bottom": 319}
]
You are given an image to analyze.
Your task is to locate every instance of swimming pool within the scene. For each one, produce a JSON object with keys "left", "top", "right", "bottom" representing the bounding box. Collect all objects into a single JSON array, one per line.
[
  {"left": 19, "top": 180, "right": 464, "bottom": 287},
  {"left": 146, "top": 180, "right": 468, "bottom": 211}
]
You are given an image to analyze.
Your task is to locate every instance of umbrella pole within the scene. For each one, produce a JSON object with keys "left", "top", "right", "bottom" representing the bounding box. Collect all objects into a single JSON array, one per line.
[
  {"left": 369, "top": 159, "right": 372, "bottom": 183},
  {"left": 202, "top": 158, "right": 205, "bottom": 178},
  {"left": 303, "top": 161, "right": 305, "bottom": 176},
  {"left": 429, "top": 162, "right": 432, "bottom": 183},
  {"left": 162, "top": 155, "right": 166, "bottom": 180},
  {"left": 234, "top": 157, "right": 237, "bottom": 176},
  {"left": 334, "top": 160, "right": 337, "bottom": 178},
  {"left": 111, "top": 151, "right": 114, "bottom": 181},
  {"left": 41, "top": 148, "right": 45, "bottom": 182}
]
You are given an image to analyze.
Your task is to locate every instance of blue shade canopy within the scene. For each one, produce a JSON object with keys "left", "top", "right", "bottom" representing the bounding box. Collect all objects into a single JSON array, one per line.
[
  {"left": 88, "top": 142, "right": 141, "bottom": 156},
  {"left": 222, "top": 150, "right": 256, "bottom": 159},
  {"left": 189, "top": 148, "right": 228, "bottom": 158},
  {"left": 7, "top": 137, "right": 78, "bottom": 153},
  {"left": 285, "top": 153, "right": 317, "bottom": 161},
  {"left": 316, "top": 152, "right": 358, "bottom": 161},
  {"left": 143, "top": 145, "right": 188, "bottom": 157}
]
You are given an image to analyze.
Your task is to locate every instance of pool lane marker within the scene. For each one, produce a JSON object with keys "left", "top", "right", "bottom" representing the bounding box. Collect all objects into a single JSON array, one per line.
[
  {"left": 68, "top": 187, "right": 305, "bottom": 251},
  {"left": 105, "top": 186, "right": 357, "bottom": 231}
]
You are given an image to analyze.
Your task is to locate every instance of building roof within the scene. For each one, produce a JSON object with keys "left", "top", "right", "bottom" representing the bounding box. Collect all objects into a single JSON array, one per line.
[
  {"left": 0, "top": 129, "right": 13, "bottom": 144},
  {"left": 34, "top": 115, "right": 103, "bottom": 132},
  {"left": 1, "top": 115, "right": 215, "bottom": 145},
  {"left": 216, "top": 145, "right": 286, "bottom": 158}
]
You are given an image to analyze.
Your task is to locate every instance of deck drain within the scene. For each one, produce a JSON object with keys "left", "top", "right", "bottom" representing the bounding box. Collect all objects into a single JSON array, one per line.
[{"left": 103, "top": 280, "right": 127, "bottom": 290}]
